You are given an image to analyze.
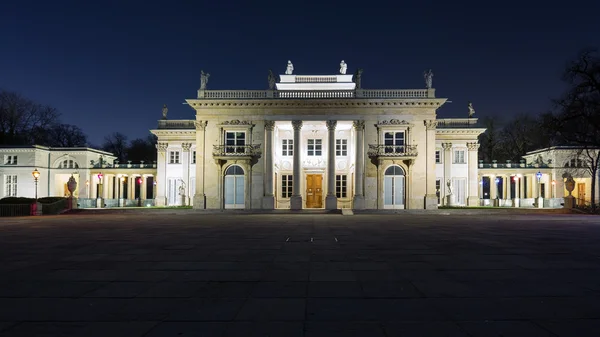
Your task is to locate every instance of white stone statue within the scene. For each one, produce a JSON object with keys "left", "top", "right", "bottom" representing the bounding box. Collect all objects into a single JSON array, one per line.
[
  {"left": 285, "top": 60, "right": 294, "bottom": 75},
  {"left": 161, "top": 104, "right": 168, "bottom": 120},
  {"left": 468, "top": 102, "right": 476, "bottom": 118},
  {"left": 424, "top": 69, "right": 433, "bottom": 89},
  {"left": 340, "top": 60, "right": 347, "bottom": 74},
  {"left": 200, "top": 70, "right": 210, "bottom": 90}
]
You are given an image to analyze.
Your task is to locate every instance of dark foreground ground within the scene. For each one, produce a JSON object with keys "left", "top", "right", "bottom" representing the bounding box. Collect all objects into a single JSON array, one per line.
[{"left": 0, "top": 210, "right": 599, "bottom": 337}]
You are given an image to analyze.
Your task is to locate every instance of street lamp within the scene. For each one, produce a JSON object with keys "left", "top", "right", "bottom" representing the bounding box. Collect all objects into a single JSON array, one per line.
[
  {"left": 536, "top": 171, "right": 542, "bottom": 198},
  {"left": 97, "top": 172, "right": 103, "bottom": 198},
  {"left": 32, "top": 168, "right": 40, "bottom": 200}
]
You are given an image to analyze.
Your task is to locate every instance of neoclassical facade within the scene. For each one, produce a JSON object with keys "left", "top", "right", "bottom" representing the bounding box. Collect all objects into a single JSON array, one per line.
[{"left": 151, "top": 67, "right": 486, "bottom": 210}]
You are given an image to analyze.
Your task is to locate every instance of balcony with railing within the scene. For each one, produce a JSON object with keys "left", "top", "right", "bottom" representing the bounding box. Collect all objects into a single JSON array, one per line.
[
  {"left": 212, "top": 145, "right": 262, "bottom": 160},
  {"left": 157, "top": 120, "right": 196, "bottom": 129},
  {"left": 197, "top": 89, "right": 434, "bottom": 99},
  {"left": 367, "top": 145, "right": 418, "bottom": 158}
]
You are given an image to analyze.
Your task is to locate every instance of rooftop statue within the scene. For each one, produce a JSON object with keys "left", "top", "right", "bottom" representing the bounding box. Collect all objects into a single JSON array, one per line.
[
  {"left": 285, "top": 60, "right": 294, "bottom": 75},
  {"left": 468, "top": 102, "right": 476, "bottom": 118},
  {"left": 161, "top": 104, "right": 168, "bottom": 120},
  {"left": 268, "top": 69, "right": 276, "bottom": 90},
  {"left": 423, "top": 69, "right": 433, "bottom": 89},
  {"left": 354, "top": 68, "right": 363, "bottom": 89},
  {"left": 200, "top": 70, "right": 210, "bottom": 90},
  {"left": 340, "top": 60, "right": 347, "bottom": 74}
]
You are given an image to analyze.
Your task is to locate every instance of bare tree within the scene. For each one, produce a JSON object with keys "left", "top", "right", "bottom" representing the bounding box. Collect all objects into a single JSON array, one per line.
[
  {"left": 0, "top": 90, "right": 59, "bottom": 145},
  {"left": 32, "top": 124, "right": 88, "bottom": 147},
  {"left": 102, "top": 132, "right": 128, "bottom": 162},
  {"left": 478, "top": 116, "right": 502, "bottom": 162},
  {"left": 127, "top": 134, "right": 158, "bottom": 163},
  {"left": 546, "top": 48, "right": 600, "bottom": 208},
  {"left": 499, "top": 114, "right": 552, "bottom": 162}
]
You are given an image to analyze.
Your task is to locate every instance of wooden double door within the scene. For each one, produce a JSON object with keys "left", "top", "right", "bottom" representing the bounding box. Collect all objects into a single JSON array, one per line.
[{"left": 306, "top": 174, "right": 323, "bottom": 208}]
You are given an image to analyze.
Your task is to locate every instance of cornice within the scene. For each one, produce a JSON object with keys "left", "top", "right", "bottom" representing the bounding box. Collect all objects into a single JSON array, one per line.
[
  {"left": 150, "top": 130, "right": 196, "bottom": 136},
  {"left": 186, "top": 98, "right": 447, "bottom": 109}
]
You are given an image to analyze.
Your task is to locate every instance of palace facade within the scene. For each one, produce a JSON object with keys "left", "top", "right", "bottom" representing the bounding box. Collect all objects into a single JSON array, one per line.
[{"left": 151, "top": 68, "right": 486, "bottom": 210}]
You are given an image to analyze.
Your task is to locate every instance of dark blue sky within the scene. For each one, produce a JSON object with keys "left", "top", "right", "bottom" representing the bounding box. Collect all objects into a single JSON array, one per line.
[{"left": 2, "top": 0, "right": 599, "bottom": 146}]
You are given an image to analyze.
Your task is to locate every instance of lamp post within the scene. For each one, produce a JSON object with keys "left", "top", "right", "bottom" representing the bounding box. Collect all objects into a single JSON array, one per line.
[
  {"left": 32, "top": 168, "right": 40, "bottom": 200},
  {"left": 536, "top": 171, "right": 543, "bottom": 208},
  {"left": 97, "top": 172, "right": 103, "bottom": 208}
]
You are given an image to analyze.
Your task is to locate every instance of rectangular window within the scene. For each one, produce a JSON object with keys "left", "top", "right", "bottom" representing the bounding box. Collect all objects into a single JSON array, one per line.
[
  {"left": 454, "top": 150, "right": 465, "bottom": 164},
  {"left": 5, "top": 175, "right": 17, "bottom": 197},
  {"left": 436, "top": 179, "right": 441, "bottom": 204},
  {"left": 4, "top": 155, "right": 17, "bottom": 165},
  {"left": 192, "top": 151, "right": 196, "bottom": 164},
  {"left": 282, "top": 139, "right": 293, "bottom": 156},
  {"left": 281, "top": 175, "right": 293, "bottom": 198},
  {"left": 435, "top": 150, "right": 441, "bottom": 163},
  {"left": 384, "top": 132, "right": 405, "bottom": 153},
  {"left": 335, "top": 175, "right": 347, "bottom": 198},
  {"left": 169, "top": 151, "right": 180, "bottom": 164},
  {"left": 225, "top": 131, "right": 246, "bottom": 153},
  {"left": 336, "top": 139, "right": 347, "bottom": 156},
  {"left": 453, "top": 178, "right": 466, "bottom": 205},
  {"left": 307, "top": 139, "right": 322, "bottom": 156}
]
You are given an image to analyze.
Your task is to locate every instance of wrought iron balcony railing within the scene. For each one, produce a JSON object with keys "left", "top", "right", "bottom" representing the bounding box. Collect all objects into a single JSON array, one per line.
[
  {"left": 367, "top": 144, "right": 418, "bottom": 158},
  {"left": 213, "top": 145, "right": 262, "bottom": 158}
]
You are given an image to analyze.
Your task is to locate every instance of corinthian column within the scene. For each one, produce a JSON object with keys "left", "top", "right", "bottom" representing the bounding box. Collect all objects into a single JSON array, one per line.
[
  {"left": 325, "top": 120, "right": 338, "bottom": 210},
  {"left": 467, "top": 142, "right": 480, "bottom": 206},
  {"left": 263, "top": 120, "right": 275, "bottom": 209},
  {"left": 290, "top": 120, "right": 303, "bottom": 210},
  {"left": 353, "top": 120, "right": 365, "bottom": 209},
  {"left": 193, "top": 120, "right": 208, "bottom": 209}
]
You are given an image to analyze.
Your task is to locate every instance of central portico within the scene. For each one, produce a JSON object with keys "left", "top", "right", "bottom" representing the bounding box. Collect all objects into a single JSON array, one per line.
[{"left": 152, "top": 61, "right": 482, "bottom": 210}]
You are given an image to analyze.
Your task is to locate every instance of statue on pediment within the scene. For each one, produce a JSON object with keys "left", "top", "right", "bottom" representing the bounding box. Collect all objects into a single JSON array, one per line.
[
  {"left": 200, "top": 70, "right": 210, "bottom": 90},
  {"left": 340, "top": 60, "right": 347, "bottom": 74},
  {"left": 468, "top": 102, "right": 476, "bottom": 118},
  {"left": 424, "top": 69, "right": 433, "bottom": 89},
  {"left": 285, "top": 60, "right": 294, "bottom": 75},
  {"left": 268, "top": 70, "right": 276, "bottom": 90},
  {"left": 354, "top": 68, "right": 363, "bottom": 89},
  {"left": 161, "top": 104, "right": 168, "bottom": 120}
]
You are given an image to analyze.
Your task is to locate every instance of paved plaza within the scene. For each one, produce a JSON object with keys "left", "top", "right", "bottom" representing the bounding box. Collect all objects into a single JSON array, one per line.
[{"left": 0, "top": 210, "right": 599, "bottom": 336}]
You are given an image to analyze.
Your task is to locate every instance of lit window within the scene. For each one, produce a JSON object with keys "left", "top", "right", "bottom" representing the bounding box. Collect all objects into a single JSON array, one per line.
[
  {"left": 282, "top": 139, "right": 293, "bottom": 156},
  {"left": 335, "top": 175, "right": 347, "bottom": 198},
  {"left": 307, "top": 139, "right": 322, "bottom": 156},
  {"left": 454, "top": 150, "right": 465, "bottom": 164},
  {"left": 4, "top": 175, "right": 17, "bottom": 196},
  {"left": 336, "top": 139, "right": 347, "bottom": 156},
  {"left": 281, "top": 175, "right": 293, "bottom": 198}
]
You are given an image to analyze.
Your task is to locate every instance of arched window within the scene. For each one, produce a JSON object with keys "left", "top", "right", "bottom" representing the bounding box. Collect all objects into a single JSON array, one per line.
[{"left": 58, "top": 159, "right": 79, "bottom": 169}]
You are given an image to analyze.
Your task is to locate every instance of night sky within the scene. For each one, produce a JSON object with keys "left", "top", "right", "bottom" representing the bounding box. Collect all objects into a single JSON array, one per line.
[{"left": 2, "top": 1, "right": 599, "bottom": 146}]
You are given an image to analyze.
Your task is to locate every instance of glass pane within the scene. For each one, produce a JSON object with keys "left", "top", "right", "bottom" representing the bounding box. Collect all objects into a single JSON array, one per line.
[
  {"left": 394, "top": 176, "right": 404, "bottom": 206},
  {"left": 225, "top": 176, "right": 234, "bottom": 204},
  {"left": 235, "top": 176, "right": 244, "bottom": 204},
  {"left": 384, "top": 177, "right": 393, "bottom": 205}
]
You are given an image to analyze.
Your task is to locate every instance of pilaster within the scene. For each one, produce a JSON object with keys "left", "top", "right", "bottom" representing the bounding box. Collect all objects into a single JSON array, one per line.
[
  {"left": 352, "top": 120, "right": 365, "bottom": 209},
  {"left": 424, "top": 120, "right": 438, "bottom": 209},
  {"left": 155, "top": 142, "right": 168, "bottom": 206},
  {"left": 193, "top": 121, "right": 207, "bottom": 209},
  {"left": 263, "top": 120, "right": 275, "bottom": 209},
  {"left": 182, "top": 142, "right": 192, "bottom": 206},
  {"left": 441, "top": 142, "right": 452, "bottom": 205},
  {"left": 467, "top": 142, "right": 480, "bottom": 206}
]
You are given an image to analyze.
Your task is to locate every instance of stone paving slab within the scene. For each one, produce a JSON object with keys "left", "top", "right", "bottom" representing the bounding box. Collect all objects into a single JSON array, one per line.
[{"left": 0, "top": 212, "right": 599, "bottom": 336}]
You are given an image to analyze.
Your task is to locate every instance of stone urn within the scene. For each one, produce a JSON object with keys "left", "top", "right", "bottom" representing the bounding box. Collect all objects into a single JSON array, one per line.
[
  {"left": 565, "top": 176, "right": 575, "bottom": 197},
  {"left": 67, "top": 175, "right": 77, "bottom": 197}
]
